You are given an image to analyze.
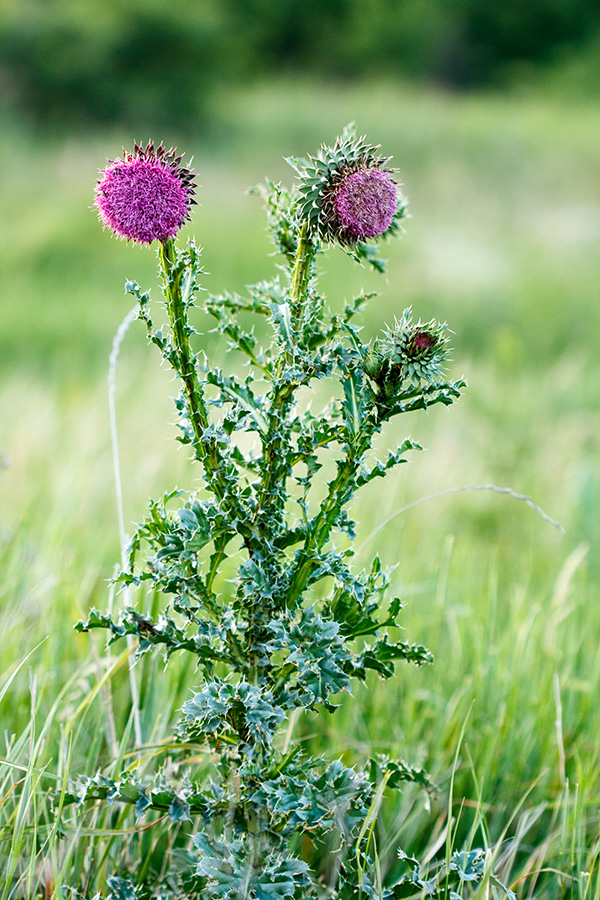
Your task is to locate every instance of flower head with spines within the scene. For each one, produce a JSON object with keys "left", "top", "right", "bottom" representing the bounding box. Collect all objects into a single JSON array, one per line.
[
  {"left": 94, "top": 140, "right": 197, "bottom": 244},
  {"left": 289, "top": 124, "right": 407, "bottom": 248},
  {"left": 364, "top": 307, "right": 451, "bottom": 398}
]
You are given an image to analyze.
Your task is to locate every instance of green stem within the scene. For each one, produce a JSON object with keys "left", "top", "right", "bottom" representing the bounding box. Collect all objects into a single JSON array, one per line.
[
  {"left": 289, "top": 220, "right": 316, "bottom": 345},
  {"left": 254, "top": 224, "right": 317, "bottom": 532},
  {"left": 158, "top": 239, "right": 252, "bottom": 543},
  {"left": 252, "top": 386, "right": 294, "bottom": 529},
  {"left": 285, "top": 450, "right": 361, "bottom": 607},
  {"left": 159, "top": 239, "right": 210, "bottom": 456}
]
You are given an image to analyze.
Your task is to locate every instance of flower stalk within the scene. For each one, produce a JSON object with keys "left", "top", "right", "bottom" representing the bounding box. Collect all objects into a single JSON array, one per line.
[
  {"left": 159, "top": 238, "right": 209, "bottom": 447},
  {"left": 289, "top": 220, "right": 316, "bottom": 344}
]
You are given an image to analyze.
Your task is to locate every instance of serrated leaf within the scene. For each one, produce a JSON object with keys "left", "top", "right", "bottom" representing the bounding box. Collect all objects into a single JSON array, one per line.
[
  {"left": 271, "top": 302, "right": 293, "bottom": 346},
  {"left": 207, "top": 369, "right": 268, "bottom": 434},
  {"left": 370, "top": 755, "right": 432, "bottom": 791},
  {"left": 268, "top": 608, "right": 351, "bottom": 708},
  {"left": 254, "top": 857, "right": 310, "bottom": 900},
  {"left": 356, "top": 440, "right": 421, "bottom": 488},
  {"left": 351, "top": 636, "right": 433, "bottom": 680},
  {"left": 134, "top": 789, "right": 151, "bottom": 817},
  {"left": 194, "top": 836, "right": 309, "bottom": 900},
  {"left": 106, "top": 877, "right": 138, "bottom": 900},
  {"left": 168, "top": 794, "right": 192, "bottom": 823},
  {"left": 449, "top": 849, "right": 485, "bottom": 881},
  {"left": 342, "top": 368, "right": 369, "bottom": 436}
]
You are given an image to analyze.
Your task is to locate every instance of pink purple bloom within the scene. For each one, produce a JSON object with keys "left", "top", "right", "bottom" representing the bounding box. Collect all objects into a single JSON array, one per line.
[
  {"left": 94, "top": 141, "right": 196, "bottom": 244},
  {"left": 410, "top": 330, "right": 437, "bottom": 354},
  {"left": 334, "top": 170, "right": 397, "bottom": 241},
  {"left": 293, "top": 127, "right": 404, "bottom": 247}
]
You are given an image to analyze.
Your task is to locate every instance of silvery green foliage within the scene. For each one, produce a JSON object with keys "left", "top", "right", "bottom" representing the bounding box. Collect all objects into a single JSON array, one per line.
[
  {"left": 394, "top": 848, "right": 517, "bottom": 900},
  {"left": 71, "top": 130, "right": 466, "bottom": 897}
]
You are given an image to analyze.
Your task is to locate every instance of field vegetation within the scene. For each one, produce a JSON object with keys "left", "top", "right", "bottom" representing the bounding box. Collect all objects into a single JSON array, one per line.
[{"left": 1, "top": 80, "right": 599, "bottom": 897}]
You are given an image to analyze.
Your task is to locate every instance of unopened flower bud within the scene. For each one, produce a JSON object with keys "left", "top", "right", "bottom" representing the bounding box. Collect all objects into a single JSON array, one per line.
[
  {"left": 365, "top": 308, "right": 450, "bottom": 396},
  {"left": 362, "top": 343, "right": 384, "bottom": 379}
]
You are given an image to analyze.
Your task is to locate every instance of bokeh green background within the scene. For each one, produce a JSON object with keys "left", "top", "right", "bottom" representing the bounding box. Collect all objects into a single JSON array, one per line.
[
  {"left": 1, "top": 2, "right": 600, "bottom": 891},
  {"left": 3, "top": 0, "right": 600, "bottom": 130}
]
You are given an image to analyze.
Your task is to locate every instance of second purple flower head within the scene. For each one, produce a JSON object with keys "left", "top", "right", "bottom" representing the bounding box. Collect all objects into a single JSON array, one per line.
[{"left": 292, "top": 124, "right": 406, "bottom": 247}]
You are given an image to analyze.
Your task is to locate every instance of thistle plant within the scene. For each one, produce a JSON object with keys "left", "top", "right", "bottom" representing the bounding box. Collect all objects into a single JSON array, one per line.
[{"left": 67, "top": 126, "right": 478, "bottom": 899}]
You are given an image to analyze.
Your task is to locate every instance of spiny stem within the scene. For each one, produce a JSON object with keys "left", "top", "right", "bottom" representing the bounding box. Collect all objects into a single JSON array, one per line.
[
  {"left": 289, "top": 220, "right": 316, "bottom": 344},
  {"left": 159, "top": 239, "right": 210, "bottom": 451},
  {"left": 285, "top": 449, "right": 362, "bottom": 607},
  {"left": 244, "top": 227, "right": 318, "bottom": 663},
  {"left": 158, "top": 239, "right": 253, "bottom": 545},
  {"left": 254, "top": 225, "right": 316, "bottom": 535}
]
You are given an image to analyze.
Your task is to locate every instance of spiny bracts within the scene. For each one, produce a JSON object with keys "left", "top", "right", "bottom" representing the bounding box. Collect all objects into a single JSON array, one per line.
[
  {"left": 290, "top": 124, "right": 407, "bottom": 246},
  {"left": 364, "top": 307, "right": 451, "bottom": 398}
]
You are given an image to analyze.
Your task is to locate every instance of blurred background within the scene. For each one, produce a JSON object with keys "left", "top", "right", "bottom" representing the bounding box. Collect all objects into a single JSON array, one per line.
[
  {"left": 1, "top": 0, "right": 600, "bottom": 875},
  {"left": 3, "top": 0, "right": 600, "bottom": 129},
  {"left": 2, "top": 0, "right": 598, "bottom": 561}
]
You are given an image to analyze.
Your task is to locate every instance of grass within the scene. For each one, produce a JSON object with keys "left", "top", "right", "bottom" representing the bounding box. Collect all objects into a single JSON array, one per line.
[{"left": 1, "top": 79, "right": 599, "bottom": 896}]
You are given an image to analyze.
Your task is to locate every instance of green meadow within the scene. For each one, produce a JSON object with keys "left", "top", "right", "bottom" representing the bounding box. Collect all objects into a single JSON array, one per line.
[{"left": 1, "top": 80, "right": 599, "bottom": 896}]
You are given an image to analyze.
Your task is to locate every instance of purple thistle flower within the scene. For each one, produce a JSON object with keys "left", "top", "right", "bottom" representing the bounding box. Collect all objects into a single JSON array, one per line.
[
  {"left": 94, "top": 141, "right": 197, "bottom": 244},
  {"left": 334, "top": 169, "right": 397, "bottom": 241},
  {"left": 293, "top": 126, "right": 405, "bottom": 249}
]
